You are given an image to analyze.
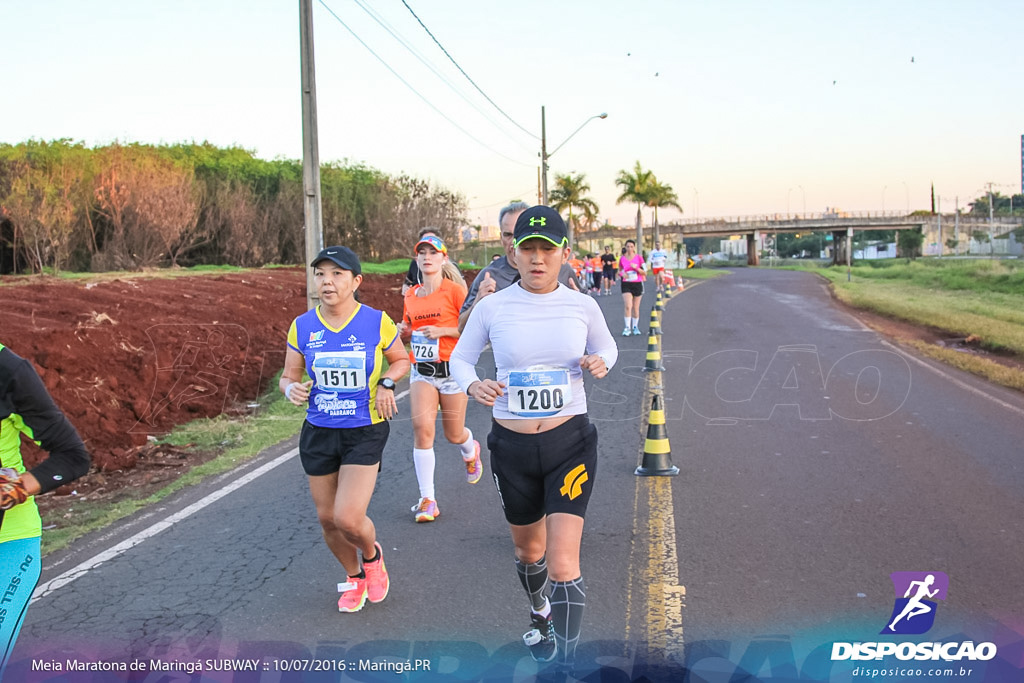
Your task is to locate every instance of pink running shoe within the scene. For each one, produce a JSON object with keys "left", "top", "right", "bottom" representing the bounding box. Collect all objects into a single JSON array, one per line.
[
  {"left": 412, "top": 497, "right": 439, "bottom": 523},
  {"left": 363, "top": 542, "right": 389, "bottom": 603},
  {"left": 464, "top": 440, "right": 483, "bottom": 484},
  {"left": 337, "top": 576, "right": 368, "bottom": 613}
]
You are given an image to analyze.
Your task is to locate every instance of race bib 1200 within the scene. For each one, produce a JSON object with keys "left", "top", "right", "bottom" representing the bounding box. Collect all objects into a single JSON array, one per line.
[{"left": 507, "top": 367, "right": 572, "bottom": 417}]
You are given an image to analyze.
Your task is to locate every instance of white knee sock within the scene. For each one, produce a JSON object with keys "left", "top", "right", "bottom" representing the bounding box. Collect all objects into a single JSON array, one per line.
[
  {"left": 413, "top": 448, "right": 435, "bottom": 499},
  {"left": 458, "top": 428, "right": 476, "bottom": 460}
]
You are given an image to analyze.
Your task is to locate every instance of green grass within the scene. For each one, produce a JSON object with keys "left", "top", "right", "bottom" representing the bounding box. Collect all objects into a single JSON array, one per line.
[
  {"left": 40, "top": 371, "right": 305, "bottom": 554},
  {"left": 4, "top": 259, "right": 412, "bottom": 286},
  {"left": 827, "top": 258, "right": 1024, "bottom": 294},
  {"left": 360, "top": 258, "right": 413, "bottom": 274},
  {"left": 783, "top": 260, "right": 1024, "bottom": 355},
  {"left": 904, "top": 340, "right": 1024, "bottom": 392}
]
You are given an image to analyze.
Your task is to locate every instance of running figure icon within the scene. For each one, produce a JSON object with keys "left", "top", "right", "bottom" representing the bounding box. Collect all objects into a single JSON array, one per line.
[
  {"left": 888, "top": 574, "right": 938, "bottom": 631},
  {"left": 881, "top": 571, "right": 949, "bottom": 635}
]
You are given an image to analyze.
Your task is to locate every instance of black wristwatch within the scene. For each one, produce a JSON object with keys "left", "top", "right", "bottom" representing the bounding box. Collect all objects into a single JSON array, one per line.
[{"left": 377, "top": 377, "right": 396, "bottom": 391}]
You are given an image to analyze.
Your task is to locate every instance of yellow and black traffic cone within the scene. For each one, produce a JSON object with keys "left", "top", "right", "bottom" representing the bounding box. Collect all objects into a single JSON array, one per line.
[
  {"left": 649, "top": 309, "right": 662, "bottom": 336},
  {"left": 654, "top": 290, "right": 664, "bottom": 312},
  {"left": 635, "top": 392, "right": 679, "bottom": 476},
  {"left": 644, "top": 333, "right": 665, "bottom": 372}
]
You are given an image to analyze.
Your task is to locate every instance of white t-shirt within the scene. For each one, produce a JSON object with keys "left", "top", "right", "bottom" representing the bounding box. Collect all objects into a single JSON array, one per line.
[
  {"left": 650, "top": 249, "right": 668, "bottom": 269},
  {"left": 450, "top": 283, "right": 618, "bottom": 420}
]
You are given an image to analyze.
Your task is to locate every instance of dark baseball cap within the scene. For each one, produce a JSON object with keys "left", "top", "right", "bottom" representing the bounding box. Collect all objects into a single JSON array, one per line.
[
  {"left": 513, "top": 205, "right": 568, "bottom": 248},
  {"left": 311, "top": 246, "right": 361, "bottom": 275}
]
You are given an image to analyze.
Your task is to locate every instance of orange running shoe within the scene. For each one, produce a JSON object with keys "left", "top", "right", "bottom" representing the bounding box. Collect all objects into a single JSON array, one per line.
[{"left": 412, "top": 497, "right": 439, "bottom": 523}]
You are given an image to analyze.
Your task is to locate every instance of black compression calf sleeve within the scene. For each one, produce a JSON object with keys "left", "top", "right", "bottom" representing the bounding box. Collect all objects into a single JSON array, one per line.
[
  {"left": 515, "top": 555, "right": 549, "bottom": 612},
  {"left": 549, "top": 577, "right": 586, "bottom": 665}
]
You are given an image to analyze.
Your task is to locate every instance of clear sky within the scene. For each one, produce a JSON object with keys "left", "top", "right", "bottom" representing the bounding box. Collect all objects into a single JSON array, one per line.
[{"left": 3, "top": 0, "right": 1022, "bottom": 228}]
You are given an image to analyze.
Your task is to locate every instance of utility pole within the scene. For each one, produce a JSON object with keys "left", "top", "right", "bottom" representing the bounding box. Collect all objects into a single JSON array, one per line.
[
  {"left": 300, "top": 0, "right": 325, "bottom": 310},
  {"left": 540, "top": 106, "right": 549, "bottom": 205}
]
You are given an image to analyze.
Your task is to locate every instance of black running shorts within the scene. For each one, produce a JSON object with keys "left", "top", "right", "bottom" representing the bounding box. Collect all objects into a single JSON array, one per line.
[
  {"left": 299, "top": 420, "right": 389, "bottom": 476},
  {"left": 620, "top": 281, "right": 644, "bottom": 297},
  {"left": 487, "top": 414, "right": 598, "bottom": 526}
]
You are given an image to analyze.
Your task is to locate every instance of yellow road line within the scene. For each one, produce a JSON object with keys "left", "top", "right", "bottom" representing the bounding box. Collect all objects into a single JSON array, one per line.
[
  {"left": 624, "top": 370, "right": 686, "bottom": 663},
  {"left": 646, "top": 476, "right": 685, "bottom": 657}
]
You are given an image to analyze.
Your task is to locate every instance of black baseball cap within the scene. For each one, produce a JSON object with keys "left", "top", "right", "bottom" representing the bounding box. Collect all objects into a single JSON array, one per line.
[
  {"left": 311, "top": 246, "right": 361, "bottom": 275},
  {"left": 513, "top": 205, "right": 568, "bottom": 248}
]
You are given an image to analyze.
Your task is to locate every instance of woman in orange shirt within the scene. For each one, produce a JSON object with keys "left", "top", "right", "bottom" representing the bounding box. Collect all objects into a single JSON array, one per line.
[{"left": 400, "top": 236, "right": 482, "bottom": 522}]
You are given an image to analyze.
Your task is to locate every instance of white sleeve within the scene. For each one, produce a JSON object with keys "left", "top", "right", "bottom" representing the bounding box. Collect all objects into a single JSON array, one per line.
[
  {"left": 583, "top": 297, "right": 618, "bottom": 370},
  {"left": 450, "top": 300, "right": 490, "bottom": 392}
]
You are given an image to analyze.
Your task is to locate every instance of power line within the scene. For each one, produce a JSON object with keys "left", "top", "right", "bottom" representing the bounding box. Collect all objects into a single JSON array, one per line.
[
  {"left": 401, "top": 0, "right": 539, "bottom": 141},
  {"left": 317, "top": 1, "right": 533, "bottom": 168},
  {"left": 350, "top": 0, "right": 535, "bottom": 154}
]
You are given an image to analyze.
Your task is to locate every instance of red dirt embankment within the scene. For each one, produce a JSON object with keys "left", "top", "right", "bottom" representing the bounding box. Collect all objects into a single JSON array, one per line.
[{"left": 2, "top": 268, "right": 406, "bottom": 475}]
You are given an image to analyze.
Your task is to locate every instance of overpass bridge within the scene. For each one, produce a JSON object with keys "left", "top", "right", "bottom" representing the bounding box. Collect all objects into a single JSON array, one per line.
[
  {"left": 463, "top": 212, "right": 1022, "bottom": 266},
  {"left": 663, "top": 211, "right": 928, "bottom": 265}
]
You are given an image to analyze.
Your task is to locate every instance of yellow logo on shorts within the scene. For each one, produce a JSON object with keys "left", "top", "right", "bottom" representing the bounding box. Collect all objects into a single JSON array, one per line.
[{"left": 559, "top": 464, "right": 589, "bottom": 500}]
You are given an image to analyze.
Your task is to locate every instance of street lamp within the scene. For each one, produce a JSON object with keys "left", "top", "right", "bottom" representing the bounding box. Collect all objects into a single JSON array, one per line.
[
  {"left": 540, "top": 106, "right": 607, "bottom": 205},
  {"left": 798, "top": 185, "right": 806, "bottom": 215}
]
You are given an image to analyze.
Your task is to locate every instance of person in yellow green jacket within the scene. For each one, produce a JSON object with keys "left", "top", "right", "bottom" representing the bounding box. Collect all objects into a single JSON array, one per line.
[{"left": 1, "top": 343, "right": 90, "bottom": 674}]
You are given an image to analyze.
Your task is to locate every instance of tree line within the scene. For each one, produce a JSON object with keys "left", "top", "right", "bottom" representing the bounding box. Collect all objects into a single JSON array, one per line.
[
  {"left": 544, "top": 161, "right": 682, "bottom": 250},
  {"left": 0, "top": 140, "right": 466, "bottom": 274}
]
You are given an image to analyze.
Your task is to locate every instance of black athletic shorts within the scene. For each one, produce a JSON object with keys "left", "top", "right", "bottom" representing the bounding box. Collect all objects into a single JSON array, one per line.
[
  {"left": 299, "top": 420, "right": 389, "bottom": 476},
  {"left": 487, "top": 414, "right": 598, "bottom": 526},
  {"left": 620, "top": 281, "right": 644, "bottom": 297}
]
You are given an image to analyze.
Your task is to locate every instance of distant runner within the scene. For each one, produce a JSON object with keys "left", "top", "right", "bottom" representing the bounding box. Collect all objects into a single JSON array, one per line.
[
  {"left": 618, "top": 239, "right": 646, "bottom": 335},
  {"left": 600, "top": 246, "right": 616, "bottom": 296},
  {"left": 649, "top": 241, "right": 668, "bottom": 293}
]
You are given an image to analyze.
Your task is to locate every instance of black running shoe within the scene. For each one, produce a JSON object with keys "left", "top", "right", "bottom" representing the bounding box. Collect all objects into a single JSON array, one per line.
[{"left": 523, "top": 611, "right": 556, "bottom": 662}]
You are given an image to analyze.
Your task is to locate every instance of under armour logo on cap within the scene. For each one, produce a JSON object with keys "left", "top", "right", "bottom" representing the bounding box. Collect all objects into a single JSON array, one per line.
[{"left": 513, "top": 205, "right": 568, "bottom": 247}]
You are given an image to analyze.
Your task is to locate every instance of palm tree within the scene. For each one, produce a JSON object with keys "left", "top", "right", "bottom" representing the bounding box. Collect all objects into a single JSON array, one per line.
[
  {"left": 549, "top": 172, "right": 599, "bottom": 249},
  {"left": 615, "top": 161, "right": 653, "bottom": 247},
  {"left": 646, "top": 178, "right": 683, "bottom": 246}
]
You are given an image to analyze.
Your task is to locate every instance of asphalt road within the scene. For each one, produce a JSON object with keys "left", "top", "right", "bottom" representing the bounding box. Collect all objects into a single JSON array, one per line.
[{"left": 9, "top": 269, "right": 1024, "bottom": 682}]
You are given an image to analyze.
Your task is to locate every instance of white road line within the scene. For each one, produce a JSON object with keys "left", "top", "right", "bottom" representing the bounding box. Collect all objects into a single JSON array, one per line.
[
  {"left": 31, "top": 388, "right": 411, "bottom": 604},
  {"left": 881, "top": 341, "right": 1024, "bottom": 419}
]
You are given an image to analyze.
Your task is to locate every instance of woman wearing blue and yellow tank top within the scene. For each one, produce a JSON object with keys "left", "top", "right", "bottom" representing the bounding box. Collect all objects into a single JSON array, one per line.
[
  {"left": 1, "top": 343, "right": 90, "bottom": 674},
  {"left": 280, "top": 246, "right": 410, "bottom": 613}
]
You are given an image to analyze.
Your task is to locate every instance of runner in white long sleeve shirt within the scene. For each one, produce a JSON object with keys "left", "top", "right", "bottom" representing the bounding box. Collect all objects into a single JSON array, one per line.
[{"left": 450, "top": 206, "right": 617, "bottom": 671}]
